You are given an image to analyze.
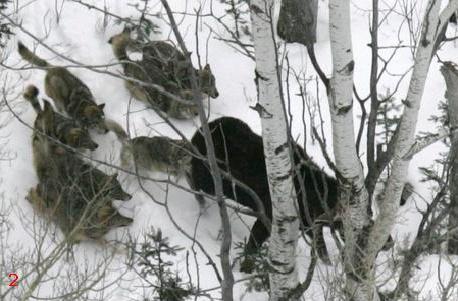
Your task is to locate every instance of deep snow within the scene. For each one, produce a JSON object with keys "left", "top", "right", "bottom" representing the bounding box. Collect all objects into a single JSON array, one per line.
[{"left": 1, "top": 0, "right": 457, "bottom": 300}]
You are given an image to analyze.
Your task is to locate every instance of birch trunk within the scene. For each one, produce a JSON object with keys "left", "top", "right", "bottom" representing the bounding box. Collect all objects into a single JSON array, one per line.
[
  {"left": 319, "top": 0, "right": 456, "bottom": 299},
  {"left": 371, "top": 0, "right": 458, "bottom": 256},
  {"left": 363, "top": 1, "right": 457, "bottom": 299},
  {"left": 328, "top": 0, "right": 374, "bottom": 299},
  {"left": 250, "top": 0, "right": 300, "bottom": 299},
  {"left": 441, "top": 62, "right": 458, "bottom": 254},
  {"left": 277, "top": 0, "right": 318, "bottom": 46}
]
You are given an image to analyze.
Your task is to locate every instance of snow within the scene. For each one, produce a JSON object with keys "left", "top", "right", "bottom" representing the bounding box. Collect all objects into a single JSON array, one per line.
[{"left": 0, "top": 0, "right": 457, "bottom": 300}]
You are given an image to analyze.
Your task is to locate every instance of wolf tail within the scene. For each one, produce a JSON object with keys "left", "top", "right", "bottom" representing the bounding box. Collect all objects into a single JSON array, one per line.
[
  {"left": 23, "top": 85, "right": 42, "bottom": 113},
  {"left": 18, "top": 42, "right": 49, "bottom": 67}
]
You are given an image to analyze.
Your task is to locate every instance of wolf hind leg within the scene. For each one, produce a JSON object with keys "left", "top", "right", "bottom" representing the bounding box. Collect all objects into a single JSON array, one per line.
[{"left": 45, "top": 75, "right": 69, "bottom": 112}]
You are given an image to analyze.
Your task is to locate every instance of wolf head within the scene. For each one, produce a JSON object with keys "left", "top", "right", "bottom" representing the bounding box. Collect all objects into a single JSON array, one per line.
[
  {"left": 39, "top": 100, "right": 99, "bottom": 151},
  {"left": 82, "top": 103, "right": 107, "bottom": 133},
  {"left": 105, "top": 173, "right": 132, "bottom": 201},
  {"left": 197, "top": 64, "right": 219, "bottom": 98},
  {"left": 108, "top": 26, "right": 135, "bottom": 60},
  {"left": 26, "top": 186, "right": 47, "bottom": 212},
  {"left": 108, "top": 31, "right": 130, "bottom": 46},
  {"left": 66, "top": 127, "right": 98, "bottom": 151}
]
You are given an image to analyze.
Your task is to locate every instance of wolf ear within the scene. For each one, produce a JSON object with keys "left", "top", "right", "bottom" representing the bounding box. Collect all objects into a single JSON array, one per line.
[
  {"left": 204, "top": 64, "right": 211, "bottom": 71},
  {"left": 69, "top": 127, "right": 82, "bottom": 138},
  {"left": 122, "top": 25, "right": 132, "bottom": 34},
  {"left": 98, "top": 103, "right": 105, "bottom": 110},
  {"left": 109, "top": 173, "right": 118, "bottom": 182}
]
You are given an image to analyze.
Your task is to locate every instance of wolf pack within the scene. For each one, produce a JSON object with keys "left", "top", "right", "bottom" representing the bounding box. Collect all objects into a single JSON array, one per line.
[{"left": 18, "top": 26, "right": 396, "bottom": 271}]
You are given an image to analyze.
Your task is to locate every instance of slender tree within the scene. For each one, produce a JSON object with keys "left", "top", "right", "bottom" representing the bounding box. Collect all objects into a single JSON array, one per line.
[
  {"left": 327, "top": 0, "right": 372, "bottom": 298},
  {"left": 441, "top": 62, "right": 458, "bottom": 254},
  {"left": 249, "top": 0, "right": 300, "bottom": 299},
  {"left": 325, "top": 0, "right": 458, "bottom": 299}
]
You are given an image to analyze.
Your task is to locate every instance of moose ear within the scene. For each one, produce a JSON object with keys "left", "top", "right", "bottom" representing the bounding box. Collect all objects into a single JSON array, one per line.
[{"left": 98, "top": 103, "right": 105, "bottom": 110}]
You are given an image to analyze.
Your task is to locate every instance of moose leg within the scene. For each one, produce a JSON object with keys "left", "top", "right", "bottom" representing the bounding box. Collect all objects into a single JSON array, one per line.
[
  {"left": 313, "top": 225, "right": 331, "bottom": 265},
  {"left": 240, "top": 219, "right": 270, "bottom": 273},
  {"left": 185, "top": 171, "right": 206, "bottom": 209}
]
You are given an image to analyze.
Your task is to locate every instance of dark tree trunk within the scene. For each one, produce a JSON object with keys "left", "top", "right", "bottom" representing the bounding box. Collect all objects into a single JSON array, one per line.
[
  {"left": 277, "top": 0, "right": 318, "bottom": 46},
  {"left": 441, "top": 62, "right": 458, "bottom": 254}
]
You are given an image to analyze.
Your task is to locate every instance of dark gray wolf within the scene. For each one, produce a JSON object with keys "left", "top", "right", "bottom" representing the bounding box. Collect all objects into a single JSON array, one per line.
[
  {"left": 24, "top": 85, "right": 98, "bottom": 151},
  {"left": 107, "top": 28, "right": 218, "bottom": 119},
  {"left": 105, "top": 119, "right": 192, "bottom": 178},
  {"left": 18, "top": 42, "right": 107, "bottom": 132}
]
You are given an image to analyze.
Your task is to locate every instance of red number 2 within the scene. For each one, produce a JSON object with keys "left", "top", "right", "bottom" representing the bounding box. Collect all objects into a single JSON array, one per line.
[{"left": 8, "top": 273, "right": 18, "bottom": 287}]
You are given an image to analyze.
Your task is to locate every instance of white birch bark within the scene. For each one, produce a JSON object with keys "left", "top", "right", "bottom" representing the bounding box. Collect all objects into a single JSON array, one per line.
[
  {"left": 250, "top": 0, "right": 300, "bottom": 299},
  {"left": 328, "top": 0, "right": 368, "bottom": 226},
  {"left": 361, "top": 1, "right": 458, "bottom": 299},
  {"left": 371, "top": 0, "right": 458, "bottom": 257},
  {"left": 328, "top": 0, "right": 372, "bottom": 299},
  {"left": 325, "top": 0, "right": 457, "bottom": 299}
]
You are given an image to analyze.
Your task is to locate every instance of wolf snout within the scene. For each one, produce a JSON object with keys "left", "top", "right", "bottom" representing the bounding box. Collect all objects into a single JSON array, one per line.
[
  {"left": 89, "top": 142, "right": 99, "bottom": 150},
  {"left": 123, "top": 193, "right": 133, "bottom": 201}
]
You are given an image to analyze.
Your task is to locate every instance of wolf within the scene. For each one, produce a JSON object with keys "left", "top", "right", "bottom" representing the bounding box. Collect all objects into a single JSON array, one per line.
[
  {"left": 141, "top": 41, "right": 219, "bottom": 98},
  {"left": 28, "top": 97, "right": 131, "bottom": 202},
  {"left": 30, "top": 97, "right": 68, "bottom": 183},
  {"left": 107, "top": 28, "right": 197, "bottom": 119},
  {"left": 107, "top": 28, "right": 217, "bottom": 119},
  {"left": 105, "top": 119, "right": 192, "bottom": 178},
  {"left": 31, "top": 127, "right": 131, "bottom": 203},
  {"left": 24, "top": 85, "right": 98, "bottom": 151},
  {"left": 27, "top": 106, "right": 133, "bottom": 244},
  {"left": 29, "top": 131, "right": 132, "bottom": 243},
  {"left": 70, "top": 158, "right": 133, "bottom": 201},
  {"left": 26, "top": 146, "right": 133, "bottom": 243},
  {"left": 26, "top": 183, "right": 133, "bottom": 243},
  {"left": 188, "top": 117, "right": 400, "bottom": 273},
  {"left": 18, "top": 42, "right": 107, "bottom": 132}
]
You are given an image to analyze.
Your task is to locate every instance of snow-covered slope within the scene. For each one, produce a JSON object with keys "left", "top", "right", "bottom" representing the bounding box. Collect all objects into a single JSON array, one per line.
[{"left": 1, "top": 0, "right": 456, "bottom": 299}]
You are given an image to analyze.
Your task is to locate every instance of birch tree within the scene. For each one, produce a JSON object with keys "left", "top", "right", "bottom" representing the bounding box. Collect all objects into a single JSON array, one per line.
[
  {"left": 249, "top": 0, "right": 300, "bottom": 299},
  {"left": 327, "top": 0, "right": 372, "bottom": 299},
  {"left": 325, "top": 0, "right": 458, "bottom": 299}
]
